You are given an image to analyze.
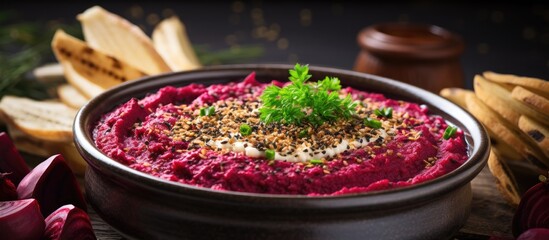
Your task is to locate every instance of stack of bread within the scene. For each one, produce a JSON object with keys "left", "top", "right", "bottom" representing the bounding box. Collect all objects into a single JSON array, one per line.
[
  {"left": 440, "top": 72, "right": 549, "bottom": 206},
  {"left": 0, "top": 6, "right": 201, "bottom": 175}
]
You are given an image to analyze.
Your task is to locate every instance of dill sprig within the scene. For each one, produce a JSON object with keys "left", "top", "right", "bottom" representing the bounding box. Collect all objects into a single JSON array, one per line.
[{"left": 259, "top": 63, "right": 357, "bottom": 126}]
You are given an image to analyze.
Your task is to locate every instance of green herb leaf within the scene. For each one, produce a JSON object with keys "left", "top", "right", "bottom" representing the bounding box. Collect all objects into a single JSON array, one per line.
[
  {"left": 364, "top": 118, "right": 382, "bottom": 129},
  {"left": 240, "top": 123, "right": 252, "bottom": 136},
  {"left": 288, "top": 63, "right": 311, "bottom": 84},
  {"left": 265, "top": 149, "right": 275, "bottom": 160},
  {"left": 374, "top": 107, "right": 393, "bottom": 118},
  {"left": 317, "top": 76, "right": 341, "bottom": 92},
  {"left": 199, "top": 106, "right": 215, "bottom": 116},
  {"left": 443, "top": 125, "right": 458, "bottom": 139},
  {"left": 259, "top": 63, "right": 357, "bottom": 126}
]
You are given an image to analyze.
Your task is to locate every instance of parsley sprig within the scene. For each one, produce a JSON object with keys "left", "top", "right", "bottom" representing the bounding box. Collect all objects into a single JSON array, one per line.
[{"left": 259, "top": 64, "right": 357, "bottom": 126}]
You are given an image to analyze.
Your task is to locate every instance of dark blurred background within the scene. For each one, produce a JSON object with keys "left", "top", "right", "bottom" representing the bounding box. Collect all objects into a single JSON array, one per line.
[{"left": 4, "top": 1, "right": 548, "bottom": 89}]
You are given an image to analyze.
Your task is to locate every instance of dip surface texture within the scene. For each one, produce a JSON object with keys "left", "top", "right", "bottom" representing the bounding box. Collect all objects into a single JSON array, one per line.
[{"left": 93, "top": 74, "right": 468, "bottom": 196}]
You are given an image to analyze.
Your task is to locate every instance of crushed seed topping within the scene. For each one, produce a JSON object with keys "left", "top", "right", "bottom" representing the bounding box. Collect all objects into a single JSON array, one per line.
[{"left": 168, "top": 98, "right": 417, "bottom": 162}]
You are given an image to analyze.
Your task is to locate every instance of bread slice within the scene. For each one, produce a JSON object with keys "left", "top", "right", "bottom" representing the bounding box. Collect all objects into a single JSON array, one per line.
[
  {"left": 57, "top": 84, "right": 90, "bottom": 109},
  {"left": 465, "top": 94, "right": 548, "bottom": 168},
  {"left": 61, "top": 62, "right": 105, "bottom": 99},
  {"left": 152, "top": 16, "right": 201, "bottom": 71},
  {"left": 78, "top": 6, "right": 172, "bottom": 75},
  {"left": 511, "top": 86, "right": 549, "bottom": 119},
  {"left": 518, "top": 115, "right": 549, "bottom": 159},
  {"left": 473, "top": 75, "right": 549, "bottom": 126},
  {"left": 483, "top": 71, "right": 549, "bottom": 98},
  {"left": 439, "top": 87, "right": 474, "bottom": 110},
  {"left": 487, "top": 150, "right": 521, "bottom": 207},
  {"left": 51, "top": 30, "right": 146, "bottom": 90},
  {"left": 0, "top": 96, "right": 76, "bottom": 142}
]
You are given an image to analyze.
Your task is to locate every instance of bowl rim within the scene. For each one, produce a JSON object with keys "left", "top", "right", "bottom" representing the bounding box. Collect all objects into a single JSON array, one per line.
[{"left": 74, "top": 63, "right": 489, "bottom": 208}]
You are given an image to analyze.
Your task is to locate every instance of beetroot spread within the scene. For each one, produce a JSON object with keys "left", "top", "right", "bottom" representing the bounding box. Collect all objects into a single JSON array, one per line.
[{"left": 93, "top": 73, "right": 468, "bottom": 196}]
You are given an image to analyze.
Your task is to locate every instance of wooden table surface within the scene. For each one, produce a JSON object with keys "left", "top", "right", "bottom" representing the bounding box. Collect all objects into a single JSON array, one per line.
[{"left": 85, "top": 166, "right": 517, "bottom": 240}]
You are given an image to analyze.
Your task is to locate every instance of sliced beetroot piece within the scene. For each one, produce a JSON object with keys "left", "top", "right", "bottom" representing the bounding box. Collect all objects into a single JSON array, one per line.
[
  {"left": 517, "top": 228, "right": 549, "bottom": 240},
  {"left": 0, "top": 172, "right": 18, "bottom": 201},
  {"left": 0, "top": 132, "right": 31, "bottom": 185},
  {"left": 16, "top": 154, "right": 87, "bottom": 217},
  {"left": 512, "top": 173, "right": 549, "bottom": 237},
  {"left": 0, "top": 198, "right": 45, "bottom": 240},
  {"left": 44, "top": 204, "right": 96, "bottom": 240}
]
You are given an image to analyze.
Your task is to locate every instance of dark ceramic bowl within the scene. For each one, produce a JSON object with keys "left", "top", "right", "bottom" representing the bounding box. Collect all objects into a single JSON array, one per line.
[{"left": 74, "top": 64, "right": 489, "bottom": 240}]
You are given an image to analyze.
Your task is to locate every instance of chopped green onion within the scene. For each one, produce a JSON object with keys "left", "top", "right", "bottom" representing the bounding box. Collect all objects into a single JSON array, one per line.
[
  {"left": 265, "top": 149, "right": 275, "bottom": 160},
  {"left": 374, "top": 107, "right": 393, "bottom": 118},
  {"left": 364, "top": 118, "right": 382, "bottom": 129},
  {"left": 240, "top": 123, "right": 252, "bottom": 136},
  {"left": 199, "top": 106, "right": 215, "bottom": 116},
  {"left": 309, "top": 159, "right": 324, "bottom": 165},
  {"left": 443, "top": 125, "right": 458, "bottom": 139}
]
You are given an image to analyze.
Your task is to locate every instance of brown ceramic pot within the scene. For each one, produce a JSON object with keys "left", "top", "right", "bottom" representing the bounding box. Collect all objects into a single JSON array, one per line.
[{"left": 354, "top": 22, "right": 465, "bottom": 93}]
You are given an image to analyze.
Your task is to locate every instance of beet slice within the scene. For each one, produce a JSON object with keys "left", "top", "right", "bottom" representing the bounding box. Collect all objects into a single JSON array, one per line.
[
  {"left": 44, "top": 204, "right": 96, "bottom": 240},
  {"left": 0, "top": 198, "right": 45, "bottom": 240},
  {"left": 517, "top": 228, "right": 549, "bottom": 240},
  {"left": 16, "top": 154, "right": 87, "bottom": 217},
  {"left": 0, "top": 132, "right": 31, "bottom": 185},
  {"left": 512, "top": 173, "right": 549, "bottom": 237},
  {"left": 0, "top": 172, "right": 18, "bottom": 201}
]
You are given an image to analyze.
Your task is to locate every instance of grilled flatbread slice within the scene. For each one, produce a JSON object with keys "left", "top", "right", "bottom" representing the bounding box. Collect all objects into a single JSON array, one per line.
[
  {"left": 483, "top": 71, "right": 549, "bottom": 98},
  {"left": 474, "top": 74, "right": 549, "bottom": 126},
  {"left": 465, "top": 94, "right": 548, "bottom": 169},
  {"left": 474, "top": 75, "right": 521, "bottom": 126},
  {"left": 511, "top": 86, "right": 549, "bottom": 119},
  {"left": 439, "top": 87, "right": 474, "bottom": 110},
  {"left": 57, "top": 84, "right": 90, "bottom": 109},
  {"left": 78, "top": 5, "right": 171, "bottom": 75},
  {"left": 518, "top": 115, "right": 549, "bottom": 159},
  {"left": 52, "top": 30, "right": 146, "bottom": 90},
  {"left": 487, "top": 150, "right": 521, "bottom": 207},
  {"left": 152, "top": 16, "right": 201, "bottom": 72},
  {"left": 0, "top": 96, "right": 76, "bottom": 142},
  {"left": 61, "top": 62, "right": 105, "bottom": 99}
]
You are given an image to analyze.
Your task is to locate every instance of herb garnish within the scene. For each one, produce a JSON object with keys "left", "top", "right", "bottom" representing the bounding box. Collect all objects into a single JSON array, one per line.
[
  {"left": 199, "top": 106, "right": 215, "bottom": 116},
  {"left": 239, "top": 123, "right": 252, "bottom": 136},
  {"left": 310, "top": 159, "right": 324, "bottom": 165},
  {"left": 443, "top": 125, "right": 458, "bottom": 139},
  {"left": 374, "top": 107, "right": 393, "bottom": 118},
  {"left": 259, "top": 63, "right": 357, "bottom": 126},
  {"left": 364, "top": 118, "right": 382, "bottom": 129},
  {"left": 265, "top": 149, "right": 275, "bottom": 160}
]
